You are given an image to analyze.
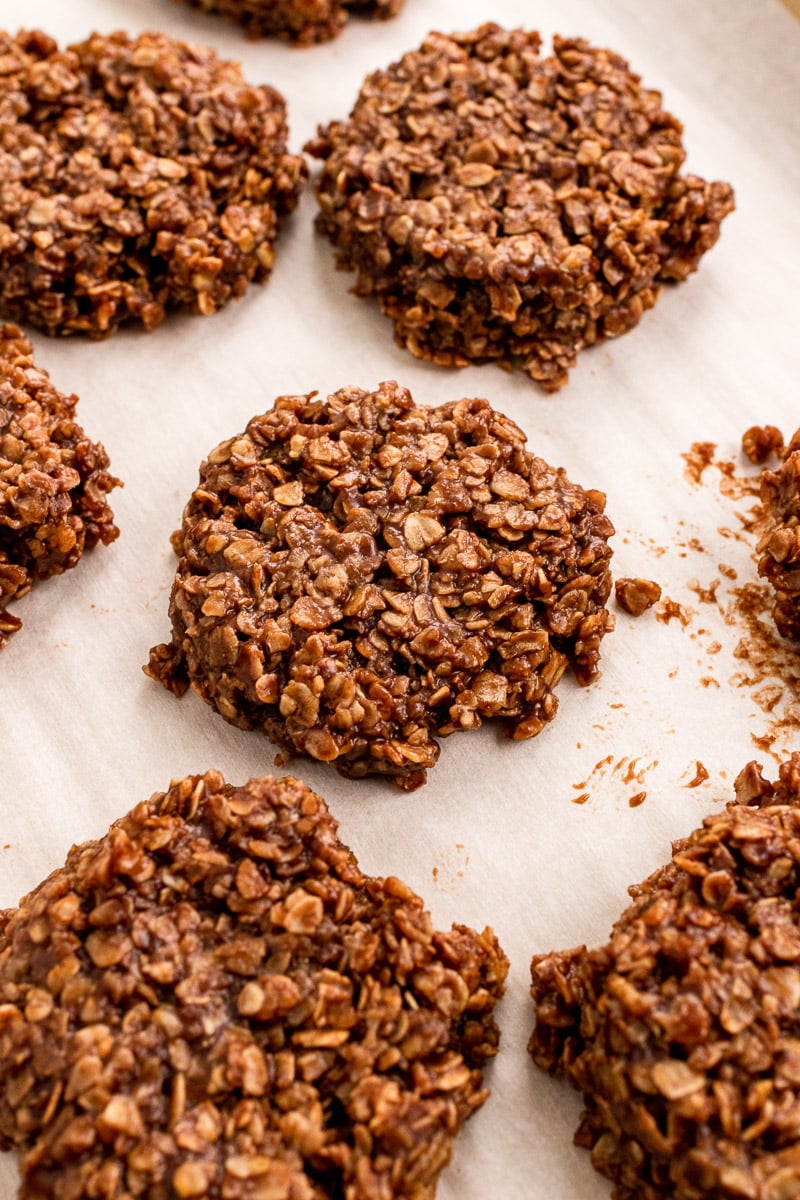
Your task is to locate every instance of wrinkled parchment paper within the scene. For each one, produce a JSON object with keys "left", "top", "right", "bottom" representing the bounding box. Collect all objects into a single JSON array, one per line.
[{"left": 2, "top": 0, "right": 800, "bottom": 1195}]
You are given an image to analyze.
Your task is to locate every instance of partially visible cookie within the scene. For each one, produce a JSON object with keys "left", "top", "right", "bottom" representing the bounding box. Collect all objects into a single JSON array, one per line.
[
  {"left": 308, "top": 25, "right": 735, "bottom": 391},
  {"left": 0, "top": 324, "right": 119, "bottom": 647},
  {"left": 756, "top": 428, "right": 800, "bottom": 641},
  {"left": 530, "top": 754, "right": 800, "bottom": 1200},
  {"left": 174, "top": 0, "right": 404, "bottom": 45},
  {"left": 0, "top": 770, "right": 508, "bottom": 1200},
  {"left": 0, "top": 30, "right": 306, "bottom": 337},
  {"left": 145, "top": 381, "right": 615, "bottom": 789}
]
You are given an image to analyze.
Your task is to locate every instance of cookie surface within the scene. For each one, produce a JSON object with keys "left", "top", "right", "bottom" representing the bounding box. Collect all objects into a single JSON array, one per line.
[
  {"left": 0, "top": 770, "right": 507, "bottom": 1200},
  {"left": 530, "top": 754, "right": 800, "bottom": 1200},
  {"left": 308, "top": 25, "right": 735, "bottom": 391},
  {"left": 756, "top": 429, "right": 800, "bottom": 641},
  {"left": 146, "top": 381, "right": 614, "bottom": 789},
  {"left": 0, "top": 324, "right": 119, "bottom": 646},
  {"left": 0, "top": 29, "right": 306, "bottom": 337},
  {"left": 174, "top": 0, "right": 404, "bottom": 45}
]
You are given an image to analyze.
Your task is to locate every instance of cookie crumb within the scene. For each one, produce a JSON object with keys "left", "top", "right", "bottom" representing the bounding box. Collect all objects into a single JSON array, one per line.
[
  {"left": 742, "top": 424, "right": 783, "bottom": 464},
  {"left": 614, "top": 576, "right": 662, "bottom": 615}
]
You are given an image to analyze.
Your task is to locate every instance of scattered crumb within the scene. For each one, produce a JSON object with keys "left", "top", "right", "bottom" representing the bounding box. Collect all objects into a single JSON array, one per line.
[
  {"left": 679, "top": 440, "right": 800, "bottom": 761},
  {"left": 687, "top": 578, "right": 721, "bottom": 605},
  {"left": 614, "top": 576, "right": 662, "bottom": 616},
  {"left": 741, "top": 424, "right": 783, "bottom": 464},
  {"left": 682, "top": 441, "right": 717, "bottom": 486},
  {"left": 684, "top": 761, "right": 710, "bottom": 788},
  {"left": 655, "top": 597, "right": 693, "bottom": 627},
  {"left": 431, "top": 843, "right": 470, "bottom": 891}
]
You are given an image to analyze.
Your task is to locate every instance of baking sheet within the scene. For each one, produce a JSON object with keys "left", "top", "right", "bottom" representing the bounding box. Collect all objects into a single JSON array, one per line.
[{"left": 2, "top": 0, "right": 799, "bottom": 1195}]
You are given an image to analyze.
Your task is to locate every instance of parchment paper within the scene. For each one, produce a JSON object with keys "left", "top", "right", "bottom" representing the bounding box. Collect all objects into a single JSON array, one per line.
[{"left": 2, "top": 0, "right": 800, "bottom": 1195}]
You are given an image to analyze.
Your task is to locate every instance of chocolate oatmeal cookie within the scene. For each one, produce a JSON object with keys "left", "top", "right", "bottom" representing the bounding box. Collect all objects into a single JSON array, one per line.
[
  {"left": 0, "top": 770, "right": 508, "bottom": 1200},
  {"left": 174, "top": 0, "right": 404, "bottom": 45},
  {"left": 145, "top": 381, "right": 615, "bottom": 789},
  {"left": 530, "top": 754, "right": 800, "bottom": 1200},
  {"left": 755, "top": 428, "right": 800, "bottom": 642},
  {"left": 308, "top": 25, "right": 734, "bottom": 391},
  {"left": 0, "top": 30, "right": 306, "bottom": 337},
  {"left": 0, "top": 324, "right": 119, "bottom": 647}
]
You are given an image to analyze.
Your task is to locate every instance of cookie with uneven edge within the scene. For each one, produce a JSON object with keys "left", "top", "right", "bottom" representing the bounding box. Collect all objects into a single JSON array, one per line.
[
  {"left": 174, "top": 0, "right": 404, "bottom": 45},
  {"left": 0, "top": 770, "right": 508, "bottom": 1200},
  {"left": 0, "top": 29, "right": 306, "bottom": 337},
  {"left": 145, "top": 381, "right": 615, "bottom": 789},
  {"left": 308, "top": 24, "right": 735, "bottom": 391},
  {"left": 530, "top": 754, "right": 800, "bottom": 1200},
  {"left": 0, "top": 324, "right": 119, "bottom": 647},
  {"left": 754, "top": 428, "right": 800, "bottom": 642}
]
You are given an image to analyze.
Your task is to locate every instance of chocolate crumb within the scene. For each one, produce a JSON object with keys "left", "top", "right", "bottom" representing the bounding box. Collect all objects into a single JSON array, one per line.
[
  {"left": 615, "top": 577, "right": 662, "bottom": 616},
  {"left": 742, "top": 424, "right": 784, "bottom": 465},
  {"left": 681, "top": 441, "right": 717, "bottom": 486},
  {"left": 684, "top": 760, "right": 709, "bottom": 787},
  {"left": 654, "top": 597, "right": 692, "bottom": 627},
  {"left": 687, "top": 578, "right": 721, "bottom": 605}
]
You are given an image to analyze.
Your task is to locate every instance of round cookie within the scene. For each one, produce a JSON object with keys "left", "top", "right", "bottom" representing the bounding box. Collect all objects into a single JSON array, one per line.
[
  {"left": 308, "top": 25, "right": 735, "bottom": 391},
  {"left": 0, "top": 30, "right": 306, "bottom": 337},
  {"left": 174, "top": 0, "right": 404, "bottom": 46},
  {"left": 0, "top": 770, "right": 508, "bottom": 1200},
  {"left": 146, "top": 380, "right": 615, "bottom": 789},
  {"left": 530, "top": 754, "right": 800, "bottom": 1200},
  {"left": 0, "top": 323, "right": 119, "bottom": 647}
]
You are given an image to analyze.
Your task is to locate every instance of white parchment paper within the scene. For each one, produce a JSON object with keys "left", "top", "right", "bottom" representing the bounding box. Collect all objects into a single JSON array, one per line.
[{"left": 2, "top": 0, "right": 799, "bottom": 1195}]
